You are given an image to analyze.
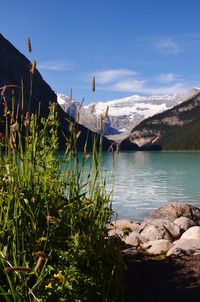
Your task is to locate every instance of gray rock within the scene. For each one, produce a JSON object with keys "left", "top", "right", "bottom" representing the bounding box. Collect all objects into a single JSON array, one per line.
[
  {"left": 174, "top": 217, "right": 196, "bottom": 232},
  {"left": 139, "top": 219, "right": 181, "bottom": 242},
  {"left": 124, "top": 231, "right": 148, "bottom": 247},
  {"left": 167, "top": 238, "right": 200, "bottom": 256},
  {"left": 108, "top": 228, "right": 123, "bottom": 237},
  {"left": 181, "top": 226, "right": 200, "bottom": 240},
  {"left": 142, "top": 239, "right": 172, "bottom": 255},
  {"left": 147, "top": 203, "right": 200, "bottom": 225}
]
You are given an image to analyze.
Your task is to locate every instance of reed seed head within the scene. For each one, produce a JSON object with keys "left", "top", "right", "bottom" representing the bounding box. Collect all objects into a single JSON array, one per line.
[
  {"left": 30, "top": 60, "right": 36, "bottom": 74},
  {"left": 27, "top": 37, "right": 32, "bottom": 52},
  {"left": 92, "top": 76, "right": 95, "bottom": 92}
]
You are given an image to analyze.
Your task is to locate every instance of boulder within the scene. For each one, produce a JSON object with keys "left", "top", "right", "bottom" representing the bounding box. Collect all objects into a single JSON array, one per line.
[
  {"left": 147, "top": 203, "right": 200, "bottom": 225},
  {"left": 108, "top": 228, "right": 123, "bottom": 237},
  {"left": 139, "top": 219, "right": 181, "bottom": 242},
  {"left": 167, "top": 238, "right": 200, "bottom": 256},
  {"left": 124, "top": 231, "right": 148, "bottom": 247},
  {"left": 142, "top": 239, "right": 172, "bottom": 255},
  {"left": 174, "top": 217, "right": 196, "bottom": 232},
  {"left": 181, "top": 226, "right": 200, "bottom": 240}
]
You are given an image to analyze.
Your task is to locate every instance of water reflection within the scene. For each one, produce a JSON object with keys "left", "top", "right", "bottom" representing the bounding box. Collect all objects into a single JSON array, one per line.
[{"left": 102, "top": 152, "right": 200, "bottom": 221}]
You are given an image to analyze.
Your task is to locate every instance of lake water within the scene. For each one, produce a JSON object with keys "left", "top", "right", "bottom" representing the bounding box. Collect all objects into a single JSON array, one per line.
[{"left": 101, "top": 151, "right": 200, "bottom": 221}]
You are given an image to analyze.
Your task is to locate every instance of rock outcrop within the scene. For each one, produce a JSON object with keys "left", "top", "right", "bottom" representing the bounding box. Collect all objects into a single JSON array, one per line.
[{"left": 108, "top": 203, "right": 200, "bottom": 257}]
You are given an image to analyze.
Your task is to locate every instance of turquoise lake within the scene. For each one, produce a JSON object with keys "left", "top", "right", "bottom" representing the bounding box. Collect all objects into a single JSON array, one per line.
[{"left": 100, "top": 151, "right": 200, "bottom": 221}]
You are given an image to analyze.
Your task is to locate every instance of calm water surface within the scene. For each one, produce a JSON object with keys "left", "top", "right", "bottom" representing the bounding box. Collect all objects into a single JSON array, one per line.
[{"left": 101, "top": 152, "right": 200, "bottom": 221}]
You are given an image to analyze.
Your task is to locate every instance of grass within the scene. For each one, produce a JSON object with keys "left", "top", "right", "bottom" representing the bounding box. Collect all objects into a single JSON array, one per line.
[{"left": 0, "top": 79, "right": 124, "bottom": 301}]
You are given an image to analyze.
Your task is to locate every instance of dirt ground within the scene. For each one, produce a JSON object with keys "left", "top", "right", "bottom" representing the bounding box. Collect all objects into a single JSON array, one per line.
[{"left": 123, "top": 253, "right": 200, "bottom": 302}]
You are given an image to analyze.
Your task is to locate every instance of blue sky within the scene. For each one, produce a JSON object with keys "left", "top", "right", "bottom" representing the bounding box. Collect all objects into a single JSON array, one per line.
[{"left": 1, "top": 0, "right": 200, "bottom": 104}]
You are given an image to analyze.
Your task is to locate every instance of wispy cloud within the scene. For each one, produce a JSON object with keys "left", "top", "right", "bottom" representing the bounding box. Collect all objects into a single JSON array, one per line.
[
  {"left": 157, "top": 73, "right": 180, "bottom": 83},
  {"left": 154, "top": 38, "right": 183, "bottom": 55},
  {"left": 94, "top": 69, "right": 137, "bottom": 84},
  {"left": 38, "top": 60, "right": 75, "bottom": 71},
  {"left": 90, "top": 68, "right": 196, "bottom": 95},
  {"left": 110, "top": 79, "right": 146, "bottom": 92}
]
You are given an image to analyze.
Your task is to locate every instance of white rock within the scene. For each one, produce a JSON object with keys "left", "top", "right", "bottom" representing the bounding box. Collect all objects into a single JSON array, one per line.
[
  {"left": 139, "top": 219, "right": 181, "bottom": 242},
  {"left": 167, "top": 238, "right": 200, "bottom": 256},
  {"left": 174, "top": 217, "right": 196, "bottom": 232},
  {"left": 142, "top": 239, "right": 172, "bottom": 255},
  {"left": 181, "top": 226, "right": 200, "bottom": 240}
]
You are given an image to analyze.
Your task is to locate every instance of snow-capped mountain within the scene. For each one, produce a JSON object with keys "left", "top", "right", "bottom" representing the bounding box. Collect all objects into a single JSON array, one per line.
[{"left": 57, "top": 93, "right": 182, "bottom": 140}]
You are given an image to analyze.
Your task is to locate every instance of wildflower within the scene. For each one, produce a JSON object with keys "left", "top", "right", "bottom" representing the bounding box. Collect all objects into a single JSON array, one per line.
[
  {"left": 45, "top": 282, "right": 52, "bottom": 289},
  {"left": 54, "top": 272, "right": 65, "bottom": 281}
]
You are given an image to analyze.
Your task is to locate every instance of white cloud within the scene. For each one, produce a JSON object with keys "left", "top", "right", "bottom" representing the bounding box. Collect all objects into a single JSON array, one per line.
[
  {"left": 155, "top": 38, "right": 182, "bottom": 55},
  {"left": 157, "top": 73, "right": 178, "bottom": 83},
  {"left": 144, "top": 83, "right": 189, "bottom": 95},
  {"left": 38, "top": 60, "right": 75, "bottom": 71},
  {"left": 110, "top": 79, "right": 146, "bottom": 92},
  {"left": 89, "top": 67, "right": 196, "bottom": 96},
  {"left": 94, "top": 69, "right": 137, "bottom": 84}
]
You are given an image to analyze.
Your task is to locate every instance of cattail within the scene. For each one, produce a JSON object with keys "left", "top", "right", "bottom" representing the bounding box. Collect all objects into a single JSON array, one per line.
[
  {"left": 30, "top": 60, "right": 36, "bottom": 74},
  {"left": 27, "top": 37, "right": 32, "bottom": 52},
  {"left": 105, "top": 106, "right": 109, "bottom": 118},
  {"left": 92, "top": 76, "right": 95, "bottom": 92},
  {"left": 35, "top": 251, "right": 48, "bottom": 272},
  {"left": 4, "top": 266, "right": 31, "bottom": 273}
]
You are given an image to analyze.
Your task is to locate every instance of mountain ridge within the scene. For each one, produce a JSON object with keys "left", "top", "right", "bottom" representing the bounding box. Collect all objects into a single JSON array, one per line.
[
  {"left": 57, "top": 92, "right": 182, "bottom": 141},
  {"left": 120, "top": 88, "right": 200, "bottom": 150}
]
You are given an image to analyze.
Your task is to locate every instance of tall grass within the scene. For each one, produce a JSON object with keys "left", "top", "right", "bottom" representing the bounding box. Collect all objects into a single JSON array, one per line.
[{"left": 0, "top": 83, "right": 124, "bottom": 301}]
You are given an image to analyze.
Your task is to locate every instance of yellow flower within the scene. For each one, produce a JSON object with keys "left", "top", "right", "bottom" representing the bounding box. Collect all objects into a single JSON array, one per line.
[
  {"left": 54, "top": 272, "right": 64, "bottom": 281},
  {"left": 45, "top": 282, "right": 52, "bottom": 289}
]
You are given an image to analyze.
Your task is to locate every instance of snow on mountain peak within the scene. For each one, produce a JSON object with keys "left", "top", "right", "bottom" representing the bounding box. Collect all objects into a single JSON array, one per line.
[{"left": 57, "top": 92, "right": 182, "bottom": 140}]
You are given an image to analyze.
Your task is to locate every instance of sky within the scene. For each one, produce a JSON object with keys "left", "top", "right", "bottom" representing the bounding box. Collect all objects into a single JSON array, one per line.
[{"left": 1, "top": 0, "right": 200, "bottom": 104}]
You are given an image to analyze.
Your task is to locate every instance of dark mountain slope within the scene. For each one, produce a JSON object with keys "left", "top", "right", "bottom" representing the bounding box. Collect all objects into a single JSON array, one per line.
[
  {"left": 0, "top": 33, "right": 113, "bottom": 151},
  {"left": 0, "top": 33, "right": 56, "bottom": 115}
]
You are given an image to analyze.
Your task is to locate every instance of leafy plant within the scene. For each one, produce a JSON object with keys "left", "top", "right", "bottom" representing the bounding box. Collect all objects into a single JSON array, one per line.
[{"left": 0, "top": 84, "right": 124, "bottom": 301}]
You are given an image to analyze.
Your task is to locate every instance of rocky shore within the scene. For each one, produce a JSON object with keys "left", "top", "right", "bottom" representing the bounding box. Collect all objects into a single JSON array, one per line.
[{"left": 108, "top": 203, "right": 200, "bottom": 301}]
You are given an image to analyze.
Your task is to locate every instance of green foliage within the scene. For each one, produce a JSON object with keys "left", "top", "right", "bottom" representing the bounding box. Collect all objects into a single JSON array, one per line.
[{"left": 0, "top": 90, "right": 124, "bottom": 301}]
